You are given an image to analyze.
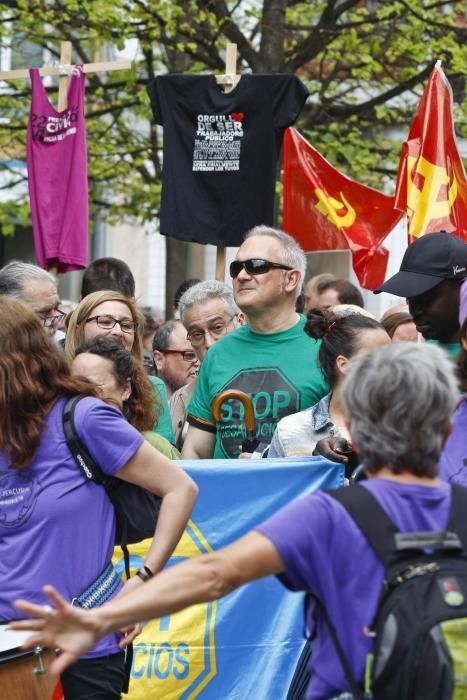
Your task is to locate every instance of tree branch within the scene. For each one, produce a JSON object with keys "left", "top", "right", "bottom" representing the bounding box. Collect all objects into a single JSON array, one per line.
[
  {"left": 323, "top": 61, "right": 436, "bottom": 119},
  {"left": 285, "top": 0, "right": 361, "bottom": 73},
  {"left": 198, "top": 0, "right": 260, "bottom": 70}
]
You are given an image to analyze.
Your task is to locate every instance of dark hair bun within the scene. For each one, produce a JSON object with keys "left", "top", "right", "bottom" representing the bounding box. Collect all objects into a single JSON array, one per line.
[{"left": 305, "top": 307, "right": 337, "bottom": 339}]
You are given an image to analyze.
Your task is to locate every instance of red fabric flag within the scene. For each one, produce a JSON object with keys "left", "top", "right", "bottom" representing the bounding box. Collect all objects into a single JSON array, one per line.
[
  {"left": 395, "top": 62, "right": 467, "bottom": 242},
  {"left": 52, "top": 681, "right": 64, "bottom": 700},
  {"left": 283, "top": 128, "right": 402, "bottom": 290}
]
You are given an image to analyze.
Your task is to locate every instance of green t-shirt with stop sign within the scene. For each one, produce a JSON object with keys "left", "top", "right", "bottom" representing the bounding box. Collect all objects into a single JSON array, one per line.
[{"left": 187, "top": 316, "right": 329, "bottom": 458}]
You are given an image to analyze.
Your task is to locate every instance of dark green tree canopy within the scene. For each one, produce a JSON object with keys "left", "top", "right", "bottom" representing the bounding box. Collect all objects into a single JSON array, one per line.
[{"left": 0, "top": 0, "right": 465, "bottom": 231}]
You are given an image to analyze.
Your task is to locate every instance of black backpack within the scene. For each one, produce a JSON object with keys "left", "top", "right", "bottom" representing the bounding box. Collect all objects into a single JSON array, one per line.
[
  {"left": 319, "top": 483, "right": 467, "bottom": 700},
  {"left": 63, "top": 395, "right": 161, "bottom": 557}
]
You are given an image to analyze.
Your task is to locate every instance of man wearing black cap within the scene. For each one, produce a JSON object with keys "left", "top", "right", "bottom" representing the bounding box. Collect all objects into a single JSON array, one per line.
[
  {"left": 375, "top": 231, "right": 467, "bottom": 357},
  {"left": 312, "top": 232, "right": 467, "bottom": 467}
]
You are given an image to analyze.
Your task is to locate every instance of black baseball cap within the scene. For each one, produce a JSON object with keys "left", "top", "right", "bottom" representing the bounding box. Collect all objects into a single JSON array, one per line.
[{"left": 374, "top": 231, "right": 467, "bottom": 297}]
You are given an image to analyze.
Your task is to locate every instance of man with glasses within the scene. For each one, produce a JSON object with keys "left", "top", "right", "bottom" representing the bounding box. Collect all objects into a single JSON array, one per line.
[
  {"left": 182, "top": 226, "right": 329, "bottom": 460},
  {"left": 0, "top": 260, "right": 64, "bottom": 338},
  {"left": 169, "top": 281, "right": 242, "bottom": 450},
  {"left": 152, "top": 320, "right": 200, "bottom": 399}
]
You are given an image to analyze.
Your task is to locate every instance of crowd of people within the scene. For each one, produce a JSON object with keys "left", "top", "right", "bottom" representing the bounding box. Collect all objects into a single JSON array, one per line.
[{"left": 1, "top": 226, "right": 467, "bottom": 700}]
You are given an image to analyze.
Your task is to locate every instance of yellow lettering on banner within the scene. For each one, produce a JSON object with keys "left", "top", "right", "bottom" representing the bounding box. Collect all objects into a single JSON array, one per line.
[
  {"left": 406, "top": 155, "right": 458, "bottom": 238},
  {"left": 113, "top": 521, "right": 217, "bottom": 699},
  {"left": 314, "top": 189, "right": 356, "bottom": 229}
]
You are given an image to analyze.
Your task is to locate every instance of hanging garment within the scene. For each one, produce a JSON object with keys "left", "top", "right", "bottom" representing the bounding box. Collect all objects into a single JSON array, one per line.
[
  {"left": 27, "top": 66, "right": 88, "bottom": 272},
  {"left": 147, "top": 74, "right": 309, "bottom": 247}
]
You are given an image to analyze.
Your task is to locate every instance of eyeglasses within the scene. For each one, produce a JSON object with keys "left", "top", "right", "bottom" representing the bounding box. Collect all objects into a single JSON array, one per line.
[
  {"left": 229, "top": 258, "right": 293, "bottom": 279},
  {"left": 161, "top": 349, "right": 198, "bottom": 362},
  {"left": 36, "top": 309, "right": 66, "bottom": 328},
  {"left": 187, "top": 314, "right": 236, "bottom": 346},
  {"left": 86, "top": 315, "right": 137, "bottom": 334}
]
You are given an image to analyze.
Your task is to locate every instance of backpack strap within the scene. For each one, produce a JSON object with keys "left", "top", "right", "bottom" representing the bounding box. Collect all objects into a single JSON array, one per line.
[
  {"left": 63, "top": 395, "right": 106, "bottom": 485},
  {"left": 314, "top": 598, "right": 365, "bottom": 700},
  {"left": 308, "top": 485, "right": 399, "bottom": 699},
  {"left": 63, "top": 395, "right": 132, "bottom": 580},
  {"left": 330, "top": 484, "right": 467, "bottom": 566},
  {"left": 327, "top": 485, "right": 399, "bottom": 568},
  {"left": 447, "top": 485, "right": 467, "bottom": 555}
]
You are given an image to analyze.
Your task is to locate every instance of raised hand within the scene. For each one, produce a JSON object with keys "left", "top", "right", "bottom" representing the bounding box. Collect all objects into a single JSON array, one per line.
[{"left": 12, "top": 585, "right": 103, "bottom": 675}]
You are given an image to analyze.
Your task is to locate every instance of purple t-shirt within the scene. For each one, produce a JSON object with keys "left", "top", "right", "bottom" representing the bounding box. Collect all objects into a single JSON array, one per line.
[
  {"left": 439, "top": 398, "right": 467, "bottom": 486},
  {"left": 257, "top": 478, "right": 451, "bottom": 699},
  {"left": 0, "top": 395, "right": 143, "bottom": 658}
]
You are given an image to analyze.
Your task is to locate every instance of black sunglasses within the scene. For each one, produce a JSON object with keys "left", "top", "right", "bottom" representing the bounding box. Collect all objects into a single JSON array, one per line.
[{"left": 229, "top": 258, "right": 293, "bottom": 279}]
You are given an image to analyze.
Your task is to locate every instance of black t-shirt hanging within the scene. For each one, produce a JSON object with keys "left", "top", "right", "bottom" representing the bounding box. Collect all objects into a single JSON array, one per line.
[{"left": 147, "top": 74, "right": 309, "bottom": 247}]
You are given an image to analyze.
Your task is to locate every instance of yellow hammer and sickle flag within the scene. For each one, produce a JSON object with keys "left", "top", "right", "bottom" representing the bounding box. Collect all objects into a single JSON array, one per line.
[
  {"left": 406, "top": 155, "right": 458, "bottom": 238},
  {"left": 314, "top": 189, "right": 356, "bottom": 229},
  {"left": 394, "top": 64, "right": 467, "bottom": 240}
]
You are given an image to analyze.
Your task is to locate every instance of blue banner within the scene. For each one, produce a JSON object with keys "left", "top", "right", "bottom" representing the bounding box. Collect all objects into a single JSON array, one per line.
[{"left": 113, "top": 457, "right": 344, "bottom": 700}]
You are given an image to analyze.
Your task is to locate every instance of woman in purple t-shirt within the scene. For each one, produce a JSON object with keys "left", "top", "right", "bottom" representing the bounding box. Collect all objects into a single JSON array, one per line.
[
  {"left": 14, "top": 343, "right": 459, "bottom": 699},
  {"left": 0, "top": 297, "right": 197, "bottom": 699}
]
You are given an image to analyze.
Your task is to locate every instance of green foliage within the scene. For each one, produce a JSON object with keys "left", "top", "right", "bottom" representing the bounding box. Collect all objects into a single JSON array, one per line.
[
  {"left": 0, "top": 199, "right": 30, "bottom": 235},
  {"left": 0, "top": 0, "right": 465, "bottom": 237}
]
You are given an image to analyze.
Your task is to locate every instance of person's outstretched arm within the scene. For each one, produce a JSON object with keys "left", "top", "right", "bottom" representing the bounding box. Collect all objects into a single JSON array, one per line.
[{"left": 14, "top": 531, "right": 284, "bottom": 676}]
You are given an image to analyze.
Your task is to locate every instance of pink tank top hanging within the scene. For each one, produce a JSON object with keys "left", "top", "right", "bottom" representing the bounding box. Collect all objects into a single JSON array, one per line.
[{"left": 26, "top": 65, "right": 88, "bottom": 272}]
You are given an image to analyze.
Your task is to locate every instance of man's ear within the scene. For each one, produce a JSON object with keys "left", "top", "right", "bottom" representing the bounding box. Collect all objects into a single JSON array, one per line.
[
  {"left": 285, "top": 269, "right": 302, "bottom": 294},
  {"left": 152, "top": 350, "right": 164, "bottom": 372}
]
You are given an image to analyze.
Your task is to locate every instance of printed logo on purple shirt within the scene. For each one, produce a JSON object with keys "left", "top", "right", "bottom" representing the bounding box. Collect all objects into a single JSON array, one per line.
[{"left": 0, "top": 470, "right": 41, "bottom": 528}]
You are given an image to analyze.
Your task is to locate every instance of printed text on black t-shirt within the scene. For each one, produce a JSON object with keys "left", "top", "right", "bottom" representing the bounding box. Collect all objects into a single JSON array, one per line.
[{"left": 193, "top": 113, "right": 244, "bottom": 172}]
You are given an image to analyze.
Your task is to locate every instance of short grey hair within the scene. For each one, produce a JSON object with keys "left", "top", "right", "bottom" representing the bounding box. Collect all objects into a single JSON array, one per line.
[
  {"left": 0, "top": 261, "right": 56, "bottom": 299},
  {"left": 178, "top": 280, "right": 239, "bottom": 326},
  {"left": 244, "top": 226, "right": 306, "bottom": 297},
  {"left": 342, "top": 342, "right": 458, "bottom": 477}
]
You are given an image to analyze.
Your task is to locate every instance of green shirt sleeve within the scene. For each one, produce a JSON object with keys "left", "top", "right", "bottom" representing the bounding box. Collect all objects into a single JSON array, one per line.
[
  {"left": 148, "top": 375, "right": 176, "bottom": 444},
  {"left": 143, "top": 431, "right": 181, "bottom": 459}
]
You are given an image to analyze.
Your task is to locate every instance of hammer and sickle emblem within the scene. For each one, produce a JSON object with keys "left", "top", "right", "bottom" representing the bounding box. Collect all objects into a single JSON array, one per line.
[
  {"left": 314, "top": 189, "right": 356, "bottom": 229},
  {"left": 406, "top": 155, "right": 458, "bottom": 238}
]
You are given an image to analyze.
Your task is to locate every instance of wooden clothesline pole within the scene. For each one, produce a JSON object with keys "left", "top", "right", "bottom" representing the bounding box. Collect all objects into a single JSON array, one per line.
[
  {"left": 57, "top": 41, "right": 73, "bottom": 111},
  {"left": 215, "top": 42, "right": 239, "bottom": 282},
  {"left": 0, "top": 44, "right": 131, "bottom": 83},
  {"left": 0, "top": 40, "right": 132, "bottom": 114},
  {"left": 215, "top": 42, "right": 240, "bottom": 92},
  {"left": 0, "top": 58, "right": 132, "bottom": 80}
]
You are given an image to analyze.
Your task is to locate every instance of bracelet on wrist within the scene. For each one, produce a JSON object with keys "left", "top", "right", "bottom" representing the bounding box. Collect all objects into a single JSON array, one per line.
[{"left": 136, "top": 565, "right": 154, "bottom": 583}]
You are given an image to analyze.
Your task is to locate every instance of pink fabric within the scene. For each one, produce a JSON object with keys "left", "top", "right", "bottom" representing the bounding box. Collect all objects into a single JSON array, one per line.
[{"left": 27, "top": 66, "right": 88, "bottom": 272}]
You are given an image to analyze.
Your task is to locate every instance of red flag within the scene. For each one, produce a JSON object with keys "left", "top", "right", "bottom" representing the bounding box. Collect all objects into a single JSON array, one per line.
[
  {"left": 283, "top": 128, "right": 402, "bottom": 290},
  {"left": 395, "top": 62, "right": 467, "bottom": 242}
]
